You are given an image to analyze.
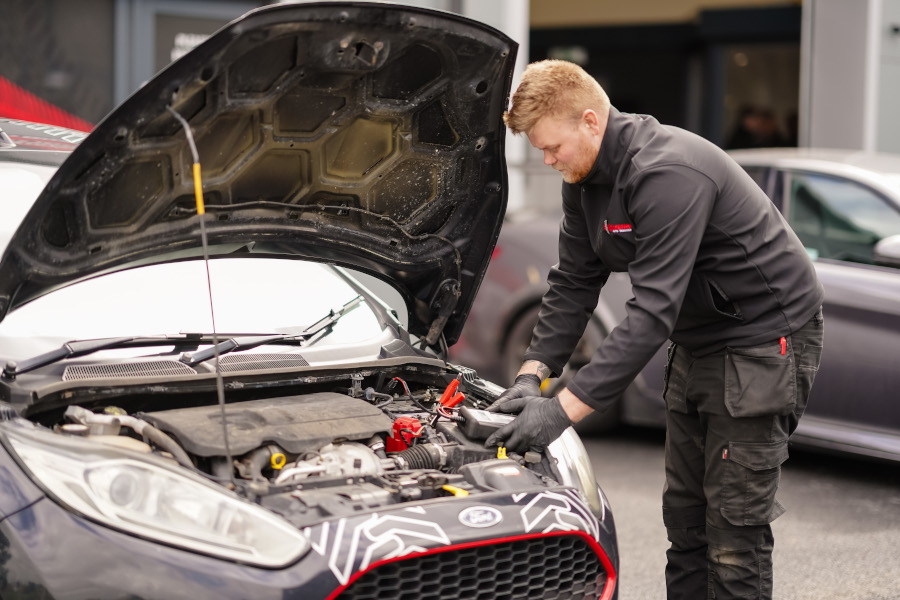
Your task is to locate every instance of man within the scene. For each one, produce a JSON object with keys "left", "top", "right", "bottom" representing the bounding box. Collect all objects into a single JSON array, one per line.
[{"left": 485, "top": 59, "right": 824, "bottom": 600}]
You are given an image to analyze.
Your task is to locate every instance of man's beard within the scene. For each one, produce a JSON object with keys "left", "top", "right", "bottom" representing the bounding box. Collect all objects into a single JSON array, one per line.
[{"left": 560, "top": 141, "right": 597, "bottom": 183}]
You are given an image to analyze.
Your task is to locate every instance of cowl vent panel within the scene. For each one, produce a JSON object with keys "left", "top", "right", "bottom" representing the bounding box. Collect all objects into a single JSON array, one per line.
[
  {"left": 217, "top": 353, "right": 310, "bottom": 372},
  {"left": 63, "top": 361, "right": 197, "bottom": 381}
]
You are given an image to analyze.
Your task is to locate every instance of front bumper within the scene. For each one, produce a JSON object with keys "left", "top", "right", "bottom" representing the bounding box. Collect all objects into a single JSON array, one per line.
[{"left": 0, "top": 473, "right": 616, "bottom": 599}]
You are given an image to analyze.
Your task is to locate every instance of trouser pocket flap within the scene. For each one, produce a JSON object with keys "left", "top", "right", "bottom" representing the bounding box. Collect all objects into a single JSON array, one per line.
[{"left": 727, "top": 440, "right": 789, "bottom": 471}]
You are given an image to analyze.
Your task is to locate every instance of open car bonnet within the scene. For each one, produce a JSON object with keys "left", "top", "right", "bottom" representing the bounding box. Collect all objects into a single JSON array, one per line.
[{"left": 0, "top": 2, "right": 517, "bottom": 346}]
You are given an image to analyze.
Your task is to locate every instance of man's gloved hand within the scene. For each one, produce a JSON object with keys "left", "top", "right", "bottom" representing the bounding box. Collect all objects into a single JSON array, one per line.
[
  {"left": 486, "top": 373, "right": 542, "bottom": 412},
  {"left": 484, "top": 396, "right": 572, "bottom": 453}
]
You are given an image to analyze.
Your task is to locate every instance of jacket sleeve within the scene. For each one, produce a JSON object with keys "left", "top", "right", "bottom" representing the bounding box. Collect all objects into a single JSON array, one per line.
[
  {"left": 566, "top": 165, "right": 717, "bottom": 412},
  {"left": 522, "top": 184, "right": 610, "bottom": 376}
]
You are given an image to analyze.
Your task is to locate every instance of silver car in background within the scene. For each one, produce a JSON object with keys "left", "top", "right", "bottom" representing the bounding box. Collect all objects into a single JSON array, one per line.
[
  {"left": 731, "top": 148, "right": 900, "bottom": 461},
  {"left": 454, "top": 148, "right": 900, "bottom": 462}
]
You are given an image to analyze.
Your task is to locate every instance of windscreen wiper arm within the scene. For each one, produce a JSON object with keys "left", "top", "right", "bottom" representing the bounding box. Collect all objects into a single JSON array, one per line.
[
  {"left": 178, "top": 295, "right": 364, "bottom": 366},
  {"left": 3, "top": 336, "right": 139, "bottom": 380},
  {"left": 0, "top": 333, "right": 267, "bottom": 380},
  {"left": 1, "top": 297, "right": 365, "bottom": 377},
  {"left": 178, "top": 334, "right": 291, "bottom": 367},
  {"left": 298, "top": 295, "right": 363, "bottom": 346}
]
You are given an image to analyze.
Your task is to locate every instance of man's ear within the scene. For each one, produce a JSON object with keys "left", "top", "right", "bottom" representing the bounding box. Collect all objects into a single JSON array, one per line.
[{"left": 582, "top": 109, "right": 602, "bottom": 135}]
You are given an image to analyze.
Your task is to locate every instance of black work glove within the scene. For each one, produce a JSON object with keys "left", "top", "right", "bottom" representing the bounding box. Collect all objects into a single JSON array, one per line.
[
  {"left": 486, "top": 373, "right": 542, "bottom": 412},
  {"left": 484, "top": 396, "right": 572, "bottom": 453}
]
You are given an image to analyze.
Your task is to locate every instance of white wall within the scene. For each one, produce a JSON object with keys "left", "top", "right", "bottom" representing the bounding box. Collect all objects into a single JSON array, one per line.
[
  {"left": 877, "top": 0, "right": 900, "bottom": 153},
  {"left": 459, "top": 0, "right": 531, "bottom": 212},
  {"left": 802, "top": 0, "right": 900, "bottom": 152}
]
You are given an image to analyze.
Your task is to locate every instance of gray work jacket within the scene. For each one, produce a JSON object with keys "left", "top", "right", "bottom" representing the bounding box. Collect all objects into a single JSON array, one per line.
[{"left": 523, "top": 107, "right": 825, "bottom": 411}]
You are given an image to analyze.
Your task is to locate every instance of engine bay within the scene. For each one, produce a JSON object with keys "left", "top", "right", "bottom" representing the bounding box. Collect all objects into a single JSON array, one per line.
[{"left": 50, "top": 367, "right": 557, "bottom": 529}]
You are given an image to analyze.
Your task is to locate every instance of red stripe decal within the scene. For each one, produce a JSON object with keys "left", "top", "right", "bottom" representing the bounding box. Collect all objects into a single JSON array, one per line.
[{"left": 325, "top": 529, "right": 617, "bottom": 600}]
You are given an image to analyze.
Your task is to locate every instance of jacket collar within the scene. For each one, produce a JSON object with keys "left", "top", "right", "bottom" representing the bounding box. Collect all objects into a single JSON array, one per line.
[{"left": 579, "top": 106, "right": 635, "bottom": 186}]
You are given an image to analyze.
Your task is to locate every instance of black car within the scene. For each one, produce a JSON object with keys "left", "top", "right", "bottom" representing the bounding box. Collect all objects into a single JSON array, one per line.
[{"left": 0, "top": 4, "right": 617, "bottom": 599}]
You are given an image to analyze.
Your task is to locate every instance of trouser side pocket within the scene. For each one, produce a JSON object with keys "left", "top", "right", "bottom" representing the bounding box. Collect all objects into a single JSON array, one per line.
[{"left": 719, "top": 439, "right": 789, "bottom": 526}]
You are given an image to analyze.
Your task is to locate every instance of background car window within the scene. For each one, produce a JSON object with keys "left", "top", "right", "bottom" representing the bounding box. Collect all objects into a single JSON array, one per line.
[{"left": 787, "top": 172, "right": 900, "bottom": 263}]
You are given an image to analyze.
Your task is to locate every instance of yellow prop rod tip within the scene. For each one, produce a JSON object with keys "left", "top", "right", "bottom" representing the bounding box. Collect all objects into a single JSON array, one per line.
[{"left": 192, "top": 162, "right": 205, "bottom": 215}]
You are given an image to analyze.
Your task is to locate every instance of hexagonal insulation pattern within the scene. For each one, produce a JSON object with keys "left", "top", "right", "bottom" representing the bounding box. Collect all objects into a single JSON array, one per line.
[
  {"left": 227, "top": 35, "right": 297, "bottom": 95},
  {"left": 415, "top": 100, "right": 457, "bottom": 147},
  {"left": 85, "top": 158, "right": 170, "bottom": 229},
  {"left": 231, "top": 151, "right": 308, "bottom": 203},
  {"left": 194, "top": 112, "right": 258, "bottom": 178},
  {"left": 275, "top": 89, "right": 347, "bottom": 135},
  {"left": 372, "top": 43, "right": 442, "bottom": 101},
  {"left": 324, "top": 117, "right": 393, "bottom": 180}
]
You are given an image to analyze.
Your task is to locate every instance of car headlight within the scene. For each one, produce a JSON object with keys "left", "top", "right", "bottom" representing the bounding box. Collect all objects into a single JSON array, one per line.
[
  {"left": 547, "top": 428, "right": 609, "bottom": 521},
  {"left": 1, "top": 422, "right": 309, "bottom": 568}
]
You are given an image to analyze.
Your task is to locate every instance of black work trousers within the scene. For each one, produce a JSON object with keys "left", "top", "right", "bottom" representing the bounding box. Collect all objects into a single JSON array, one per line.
[{"left": 661, "top": 308, "right": 824, "bottom": 600}]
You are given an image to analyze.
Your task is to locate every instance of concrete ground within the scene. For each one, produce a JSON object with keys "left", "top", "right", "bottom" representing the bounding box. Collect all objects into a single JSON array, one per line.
[{"left": 583, "top": 426, "right": 900, "bottom": 600}]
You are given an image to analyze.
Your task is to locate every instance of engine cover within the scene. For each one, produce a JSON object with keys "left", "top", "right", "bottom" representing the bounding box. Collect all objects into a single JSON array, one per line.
[{"left": 142, "top": 392, "right": 393, "bottom": 456}]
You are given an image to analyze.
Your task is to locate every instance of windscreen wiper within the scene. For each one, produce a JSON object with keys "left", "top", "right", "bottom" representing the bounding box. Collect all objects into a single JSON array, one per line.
[
  {"left": 2, "top": 335, "right": 170, "bottom": 380},
  {"left": 298, "top": 295, "right": 363, "bottom": 346},
  {"left": 0, "top": 333, "right": 277, "bottom": 380},
  {"left": 178, "top": 334, "right": 292, "bottom": 367},
  {"left": 1, "top": 297, "right": 365, "bottom": 378},
  {"left": 178, "top": 295, "right": 363, "bottom": 366}
]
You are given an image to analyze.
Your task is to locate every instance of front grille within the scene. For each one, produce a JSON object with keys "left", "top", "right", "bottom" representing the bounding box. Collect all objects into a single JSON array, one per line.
[
  {"left": 217, "top": 353, "right": 309, "bottom": 372},
  {"left": 335, "top": 533, "right": 610, "bottom": 600},
  {"left": 63, "top": 361, "right": 197, "bottom": 381}
]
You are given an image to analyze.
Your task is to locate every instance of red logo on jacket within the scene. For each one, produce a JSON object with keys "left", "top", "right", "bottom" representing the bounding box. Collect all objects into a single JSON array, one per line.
[{"left": 604, "top": 221, "right": 633, "bottom": 234}]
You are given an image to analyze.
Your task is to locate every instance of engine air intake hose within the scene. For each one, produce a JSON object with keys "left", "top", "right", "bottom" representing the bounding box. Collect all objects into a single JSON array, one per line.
[{"left": 393, "top": 443, "right": 446, "bottom": 470}]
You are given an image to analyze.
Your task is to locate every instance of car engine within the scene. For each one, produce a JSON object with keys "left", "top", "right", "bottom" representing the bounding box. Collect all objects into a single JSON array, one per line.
[{"left": 55, "top": 368, "right": 556, "bottom": 528}]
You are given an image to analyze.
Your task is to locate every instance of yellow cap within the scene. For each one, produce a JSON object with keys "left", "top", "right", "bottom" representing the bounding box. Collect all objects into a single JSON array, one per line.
[
  {"left": 442, "top": 485, "right": 469, "bottom": 497},
  {"left": 270, "top": 453, "right": 286, "bottom": 470}
]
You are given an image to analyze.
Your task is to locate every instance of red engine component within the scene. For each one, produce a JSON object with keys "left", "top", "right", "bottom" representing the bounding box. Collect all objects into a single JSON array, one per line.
[{"left": 387, "top": 416, "right": 423, "bottom": 452}]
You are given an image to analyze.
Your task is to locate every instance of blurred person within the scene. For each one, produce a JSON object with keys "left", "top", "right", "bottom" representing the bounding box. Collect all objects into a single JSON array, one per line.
[
  {"left": 727, "top": 105, "right": 788, "bottom": 149},
  {"left": 485, "top": 60, "right": 824, "bottom": 600}
]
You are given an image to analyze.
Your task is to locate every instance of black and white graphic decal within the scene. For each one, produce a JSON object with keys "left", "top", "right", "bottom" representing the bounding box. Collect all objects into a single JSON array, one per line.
[
  {"left": 303, "top": 491, "right": 598, "bottom": 586},
  {"left": 305, "top": 511, "right": 451, "bottom": 585},
  {"left": 512, "top": 490, "right": 600, "bottom": 540}
]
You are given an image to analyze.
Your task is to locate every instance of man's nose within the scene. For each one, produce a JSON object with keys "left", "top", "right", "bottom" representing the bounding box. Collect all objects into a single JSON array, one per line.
[{"left": 543, "top": 151, "right": 555, "bottom": 165}]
